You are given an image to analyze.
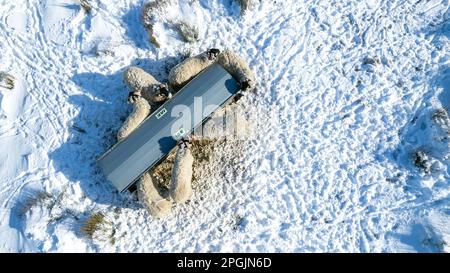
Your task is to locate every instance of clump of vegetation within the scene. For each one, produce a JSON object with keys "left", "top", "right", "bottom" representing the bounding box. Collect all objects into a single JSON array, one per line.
[
  {"left": 79, "top": 0, "right": 92, "bottom": 13},
  {"left": 433, "top": 108, "right": 448, "bottom": 121},
  {"left": 80, "top": 212, "right": 107, "bottom": 237},
  {"left": 432, "top": 108, "right": 450, "bottom": 130},
  {"left": 95, "top": 47, "right": 114, "bottom": 57},
  {"left": 151, "top": 150, "right": 176, "bottom": 190},
  {"left": 142, "top": 1, "right": 171, "bottom": 48},
  {"left": 236, "top": 0, "right": 253, "bottom": 16},
  {"left": 141, "top": 1, "right": 203, "bottom": 46},
  {"left": 190, "top": 138, "right": 216, "bottom": 163},
  {"left": 233, "top": 214, "right": 246, "bottom": 231},
  {"left": 362, "top": 56, "right": 381, "bottom": 66},
  {"left": 422, "top": 237, "right": 447, "bottom": 252},
  {"left": 142, "top": 0, "right": 170, "bottom": 20},
  {"left": 150, "top": 137, "right": 216, "bottom": 189},
  {"left": 0, "top": 72, "right": 15, "bottom": 90},
  {"left": 175, "top": 21, "right": 199, "bottom": 43},
  {"left": 81, "top": 212, "right": 115, "bottom": 244},
  {"left": 17, "top": 190, "right": 52, "bottom": 218},
  {"left": 141, "top": 22, "right": 161, "bottom": 48},
  {"left": 412, "top": 150, "right": 432, "bottom": 173}
]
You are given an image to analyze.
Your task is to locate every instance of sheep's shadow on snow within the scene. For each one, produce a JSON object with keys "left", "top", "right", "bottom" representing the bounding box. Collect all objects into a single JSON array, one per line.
[{"left": 50, "top": 56, "right": 185, "bottom": 208}]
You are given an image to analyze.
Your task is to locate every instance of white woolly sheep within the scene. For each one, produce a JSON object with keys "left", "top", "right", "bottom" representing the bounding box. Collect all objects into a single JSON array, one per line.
[
  {"left": 117, "top": 96, "right": 150, "bottom": 141},
  {"left": 168, "top": 49, "right": 255, "bottom": 91},
  {"left": 117, "top": 48, "right": 254, "bottom": 217},
  {"left": 216, "top": 49, "right": 255, "bottom": 90},
  {"left": 124, "top": 66, "right": 170, "bottom": 104},
  {"left": 137, "top": 172, "right": 172, "bottom": 218},
  {"left": 168, "top": 50, "right": 218, "bottom": 89},
  {"left": 169, "top": 142, "right": 194, "bottom": 203}
]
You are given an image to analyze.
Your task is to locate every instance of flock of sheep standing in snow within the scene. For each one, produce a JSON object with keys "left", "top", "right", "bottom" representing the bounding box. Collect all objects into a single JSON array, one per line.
[{"left": 119, "top": 48, "right": 255, "bottom": 217}]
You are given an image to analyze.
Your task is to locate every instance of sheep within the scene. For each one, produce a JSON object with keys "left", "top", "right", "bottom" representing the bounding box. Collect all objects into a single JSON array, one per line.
[
  {"left": 137, "top": 172, "right": 172, "bottom": 218},
  {"left": 117, "top": 96, "right": 150, "bottom": 141},
  {"left": 118, "top": 67, "right": 173, "bottom": 141},
  {"left": 124, "top": 66, "right": 159, "bottom": 92},
  {"left": 168, "top": 49, "right": 220, "bottom": 89},
  {"left": 124, "top": 66, "right": 171, "bottom": 104},
  {"left": 116, "top": 48, "right": 254, "bottom": 217},
  {"left": 216, "top": 50, "right": 255, "bottom": 91},
  {"left": 169, "top": 141, "right": 194, "bottom": 203},
  {"left": 168, "top": 49, "right": 255, "bottom": 91}
]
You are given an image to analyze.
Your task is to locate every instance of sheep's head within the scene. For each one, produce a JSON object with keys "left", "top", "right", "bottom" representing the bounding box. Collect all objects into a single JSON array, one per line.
[
  {"left": 240, "top": 78, "right": 254, "bottom": 91},
  {"left": 151, "top": 83, "right": 172, "bottom": 102},
  {"left": 177, "top": 138, "right": 190, "bottom": 149},
  {"left": 207, "top": 48, "right": 221, "bottom": 60}
]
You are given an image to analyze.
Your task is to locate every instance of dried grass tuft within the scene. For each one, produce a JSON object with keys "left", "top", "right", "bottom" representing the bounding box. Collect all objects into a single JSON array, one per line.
[
  {"left": 17, "top": 190, "right": 52, "bottom": 218},
  {"left": 81, "top": 212, "right": 108, "bottom": 237},
  {"left": 237, "top": 0, "right": 253, "bottom": 16},
  {"left": 0, "top": 72, "right": 15, "bottom": 90},
  {"left": 79, "top": 0, "right": 92, "bottom": 13},
  {"left": 175, "top": 21, "right": 199, "bottom": 43}
]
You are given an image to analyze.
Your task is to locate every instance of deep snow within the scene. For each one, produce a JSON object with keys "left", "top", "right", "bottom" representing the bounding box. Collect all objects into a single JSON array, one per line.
[{"left": 0, "top": 0, "right": 449, "bottom": 252}]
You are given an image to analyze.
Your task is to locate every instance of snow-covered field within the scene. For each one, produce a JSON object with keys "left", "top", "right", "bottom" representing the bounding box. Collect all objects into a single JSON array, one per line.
[{"left": 1, "top": 0, "right": 450, "bottom": 252}]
